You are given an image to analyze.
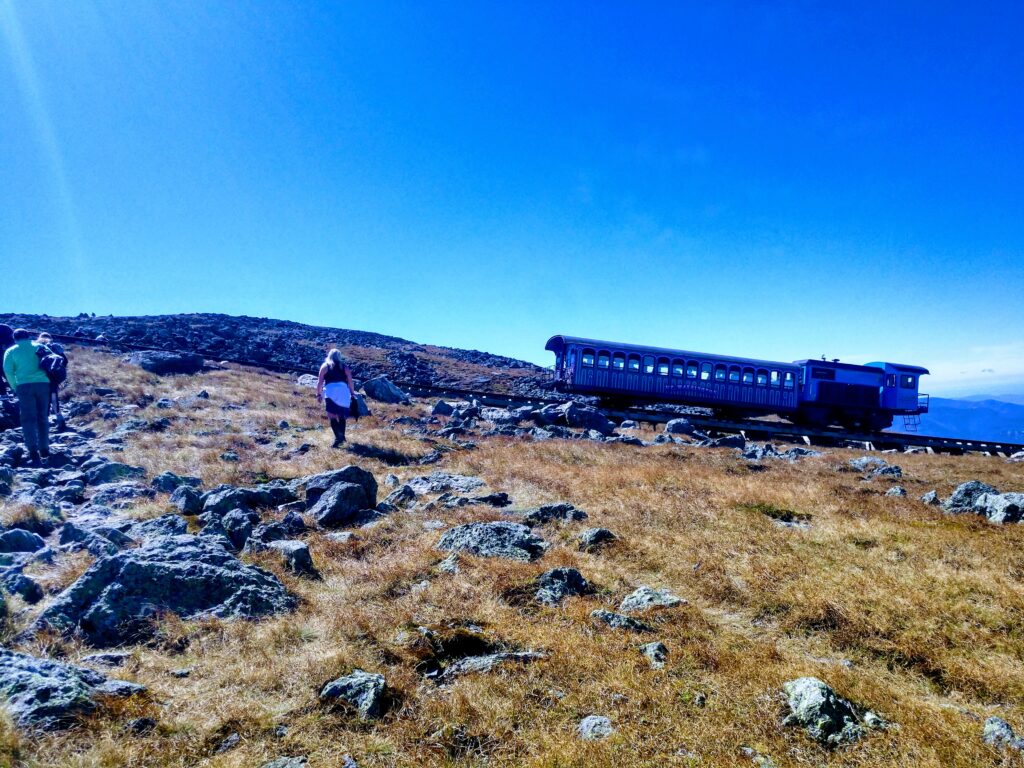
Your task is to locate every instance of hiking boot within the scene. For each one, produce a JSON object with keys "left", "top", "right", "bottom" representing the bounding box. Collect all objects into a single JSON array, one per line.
[
  {"left": 26, "top": 451, "right": 41, "bottom": 468},
  {"left": 55, "top": 418, "right": 67, "bottom": 432},
  {"left": 39, "top": 453, "right": 50, "bottom": 468},
  {"left": 331, "top": 438, "right": 345, "bottom": 449}
]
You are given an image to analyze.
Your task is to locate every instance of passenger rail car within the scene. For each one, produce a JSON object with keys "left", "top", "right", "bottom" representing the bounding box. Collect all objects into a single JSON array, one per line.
[{"left": 545, "top": 335, "right": 929, "bottom": 431}]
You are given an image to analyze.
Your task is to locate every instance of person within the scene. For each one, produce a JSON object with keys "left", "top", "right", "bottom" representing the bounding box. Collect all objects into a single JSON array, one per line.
[
  {"left": 36, "top": 332, "right": 68, "bottom": 431},
  {"left": 0, "top": 324, "right": 13, "bottom": 399},
  {"left": 316, "top": 349, "right": 356, "bottom": 447},
  {"left": 2, "top": 329, "right": 52, "bottom": 466}
]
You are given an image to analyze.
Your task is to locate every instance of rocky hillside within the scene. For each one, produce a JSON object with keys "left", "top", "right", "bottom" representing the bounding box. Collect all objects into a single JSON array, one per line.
[
  {"left": 1, "top": 345, "right": 1023, "bottom": 767},
  {"left": 0, "top": 313, "right": 550, "bottom": 396}
]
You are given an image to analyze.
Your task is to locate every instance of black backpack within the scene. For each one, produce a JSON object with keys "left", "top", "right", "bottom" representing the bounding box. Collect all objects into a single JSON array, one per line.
[{"left": 36, "top": 346, "right": 68, "bottom": 385}]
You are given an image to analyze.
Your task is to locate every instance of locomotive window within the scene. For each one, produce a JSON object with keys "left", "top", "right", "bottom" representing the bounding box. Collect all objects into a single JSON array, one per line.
[
  {"left": 701, "top": 362, "right": 712, "bottom": 381},
  {"left": 756, "top": 370, "right": 768, "bottom": 386},
  {"left": 628, "top": 355, "right": 640, "bottom": 372},
  {"left": 612, "top": 353, "right": 625, "bottom": 370},
  {"left": 657, "top": 359, "right": 669, "bottom": 376},
  {"left": 770, "top": 370, "right": 780, "bottom": 386},
  {"left": 900, "top": 374, "right": 916, "bottom": 389},
  {"left": 811, "top": 367, "right": 836, "bottom": 381},
  {"left": 581, "top": 350, "right": 595, "bottom": 367},
  {"left": 783, "top": 372, "right": 795, "bottom": 389},
  {"left": 686, "top": 362, "right": 698, "bottom": 379},
  {"left": 597, "top": 352, "right": 610, "bottom": 369},
  {"left": 714, "top": 365, "right": 727, "bottom": 381},
  {"left": 643, "top": 355, "right": 655, "bottom": 374},
  {"left": 742, "top": 368, "right": 754, "bottom": 384},
  {"left": 728, "top": 366, "right": 740, "bottom": 382},
  {"left": 672, "top": 360, "right": 684, "bottom": 376}
]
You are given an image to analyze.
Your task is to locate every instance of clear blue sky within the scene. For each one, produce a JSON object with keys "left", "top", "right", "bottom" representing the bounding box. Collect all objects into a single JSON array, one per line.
[{"left": 2, "top": 2, "right": 1022, "bottom": 395}]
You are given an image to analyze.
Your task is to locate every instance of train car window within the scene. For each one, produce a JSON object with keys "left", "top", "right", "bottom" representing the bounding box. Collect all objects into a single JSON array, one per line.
[
  {"left": 770, "top": 370, "right": 780, "bottom": 386},
  {"left": 686, "top": 361, "right": 698, "bottom": 379},
  {"left": 671, "top": 360, "right": 684, "bottom": 376},
  {"left": 581, "top": 349, "right": 595, "bottom": 367},
  {"left": 783, "top": 372, "right": 795, "bottom": 389},
  {"left": 701, "top": 362, "right": 712, "bottom": 381},
  {"left": 643, "top": 355, "right": 655, "bottom": 374},
  {"left": 728, "top": 366, "right": 740, "bottom": 382},
  {"left": 612, "top": 353, "right": 625, "bottom": 370},
  {"left": 715, "top": 364, "right": 727, "bottom": 381},
  {"left": 900, "top": 374, "right": 916, "bottom": 389},
  {"left": 755, "top": 369, "right": 768, "bottom": 386},
  {"left": 811, "top": 367, "right": 836, "bottom": 381},
  {"left": 656, "top": 358, "right": 669, "bottom": 376},
  {"left": 597, "top": 352, "right": 610, "bottom": 369},
  {"left": 742, "top": 368, "right": 754, "bottom": 384},
  {"left": 885, "top": 374, "right": 896, "bottom": 387},
  {"left": 628, "top": 354, "right": 640, "bottom": 372}
]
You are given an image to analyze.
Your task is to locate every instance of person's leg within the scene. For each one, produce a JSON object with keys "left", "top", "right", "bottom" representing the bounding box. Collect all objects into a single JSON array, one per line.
[
  {"left": 32, "top": 384, "right": 50, "bottom": 457},
  {"left": 51, "top": 387, "right": 65, "bottom": 429},
  {"left": 329, "top": 417, "right": 345, "bottom": 446},
  {"left": 336, "top": 415, "right": 347, "bottom": 443},
  {"left": 16, "top": 384, "right": 40, "bottom": 458}
]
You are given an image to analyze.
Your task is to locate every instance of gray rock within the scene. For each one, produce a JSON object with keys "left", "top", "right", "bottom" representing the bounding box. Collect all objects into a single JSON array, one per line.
[
  {"left": 0, "top": 570, "right": 43, "bottom": 603},
  {"left": 436, "top": 552, "right": 460, "bottom": 573},
  {"left": 309, "top": 482, "right": 372, "bottom": 528},
  {"left": 982, "top": 716, "right": 1024, "bottom": 751},
  {"left": 89, "top": 482, "right": 155, "bottom": 506},
  {"left": 640, "top": 641, "right": 668, "bottom": 668},
  {"left": 619, "top": 586, "right": 686, "bottom": 614},
  {"left": 522, "top": 502, "right": 588, "bottom": 526},
  {"left": 319, "top": 669, "right": 387, "bottom": 719},
  {"left": 80, "top": 652, "right": 131, "bottom": 668},
  {"left": 434, "top": 651, "right": 545, "bottom": 683},
  {"left": 215, "top": 732, "right": 240, "bottom": 752},
  {"left": 781, "top": 677, "right": 865, "bottom": 746},
  {"left": 436, "top": 521, "right": 547, "bottom": 562},
  {"left": 1009, "top": 451, "right": 1024, "bottom": 463},
  {"left": 577, "top": 714, "right": 613, "bottom": 740},
  {"left": 170, "top": 485, "right": 203, "bottom": 514},
  {"left": 0, "top": 529, "right": 45, "bottom": 553},
  {"left": 361, "top": 377, "right": 409, "bottom": 404},
  {"left": 299, "top": 465, "right": 378, "bottom": 509},
  {"left": 0, "top": 648, "right": 143, "bottom": 731},
  {"left": 885, "top": 486, "right": 907, "bottom": 497},
  {"left": 407, "top": 471, "right": 485, "bottom": 495},
  {"left": 127, "top": 716, "right": 157, "bottom": 734},
  {"left": 261, "top": 759, "right": 308, "bottom": 768},
  {"left": 849, "top": 456, "right": 887, "bottom": 472},
  {"left": 920, "top": 490, "right": 940, "bottom": 505},
  {"left": 555, "top": 402, "right": 615, "bottom": 436},
  {"left": 125, "top": 351, "right": 204, "bottom": 375},
  {"left": 36, "top": 534, "right": 295, "bottom": 646},
  {"left": 85, "top": 462, "right": 145, "bottom": 486},
  {"left": 151, "top": 472, "right": 201, "bottom": 493},
  {"left": 975, "top": 492, "right": 1024, "bottom": 524},
  {"left": 619, "top": 420, "right": 639, "bottom": 430},
  {"left": 129, "top": 514, "right": 188, "bottom": 540},
  {"left": 297, "top": 374, "right": 319, "bottom": 388},
  {"left": 591, "top": 609, "right": 652, "bottom": 632},
  {"left": 577, "top": 527, "right": 617, "bottom": 552},
  {"left": 942, "top": 480, "right": 998, "bottom": 513},
  {"left": 267, "top": 540, "right": 318, "bottom": 577},
  {"left": 382, "top": 484, "right": 416, "bottom": 509},
  {"left": 874, "top": 465, "right": 903, "bottom": 478},
  {"left": 664, "top": 418, "right": 698, "bottom": 436},
  {"left": 221, "top": 507, "right": 258, "bottom": 549},
  {"left": 700, "top": 434, "right": 746, "bottom": 449},
  {"left": 244, "top": 522, "right": 290, "bottom": 552},
  {"left": 534, "top": 568, "right": 592, "bottom": 605}
]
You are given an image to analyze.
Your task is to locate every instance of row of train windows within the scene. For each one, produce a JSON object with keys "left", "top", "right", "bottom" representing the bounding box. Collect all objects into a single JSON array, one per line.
[{"left": 576, "top": 350, "right": 795, "bottom": 388}]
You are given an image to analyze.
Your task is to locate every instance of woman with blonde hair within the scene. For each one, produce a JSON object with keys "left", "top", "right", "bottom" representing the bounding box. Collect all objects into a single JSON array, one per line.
[{"left": 316, "top": 349, "right": 356, "bottom": 447}]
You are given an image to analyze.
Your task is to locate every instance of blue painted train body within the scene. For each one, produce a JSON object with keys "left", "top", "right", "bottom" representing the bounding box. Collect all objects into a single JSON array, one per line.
[{"left": 545, "top": 335, "right": 929, "bottom": 431}]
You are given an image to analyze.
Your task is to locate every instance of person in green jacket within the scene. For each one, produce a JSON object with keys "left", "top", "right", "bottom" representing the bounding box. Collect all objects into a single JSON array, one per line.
[{"left": 2, "top": 329, "right": 52, "bottom": 465}]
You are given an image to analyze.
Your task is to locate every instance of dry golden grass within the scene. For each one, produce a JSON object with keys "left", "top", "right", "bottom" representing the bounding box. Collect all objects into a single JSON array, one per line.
[{"left": 1, "top": 346, "right": 1023, "bottom": 766}]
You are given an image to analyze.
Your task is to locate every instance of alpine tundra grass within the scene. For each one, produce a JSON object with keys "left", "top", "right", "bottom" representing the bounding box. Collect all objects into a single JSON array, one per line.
[{"left": 2, "top": 346, "right": 1023, "bottom": 767}]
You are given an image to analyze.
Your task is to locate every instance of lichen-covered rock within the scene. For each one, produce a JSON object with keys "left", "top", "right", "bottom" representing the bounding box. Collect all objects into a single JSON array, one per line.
[
  {"left": 151, "top": 471, "right": 201, "bottom": 493},
  {"left": 267, "top": 540, "right": 318, "bottom": 578},
  {"left": 308, "top": 482, "right": 372, "bottom": 528},
  {"left": 407, "top": 472, "right": 485, "bottom": 496},
  {"left": 534, "top": 568, "right": 592, "bottom": 605},
  {"left": 982, "top": 716, "right": 1024, "bottom": 751},
  {"left": 619, "top": 586, "right": 686, "bottom": 614},
  {"left": 125, "top": 350, "right": 204, "bottom": 375},
  {"left": 36, "top": 535, "right": 295, "bottom": 646},
  {"left": 942, "top": 481, "right": 999, "bottom": 513},
  {"left": 591, "top": 609, "right": 652, "bottom": 632},
  {"left": 436, "top": 522, "right": 547, "bottom": 562},
  {"left": 434, "top": 651, "right": 545, "bottom": 683},
  {"left": 920, "top": 490, "right": 940, "bottom": 505},
  {"left": 974, "top": 493, "right": 1024, "bottom": 524},
  {"left": 640, "top": 641, "right": 668, "bottom": 668},
  {"left": 170, "top": 484, "right": 203, "bottom": 514},
  {"left": 319, "top": 669, "right": 387, "bottom": 719},
  {"left": 0, "top": 648, "right": 143, "bottom": 731},
  {"left": 885, "top": 486, "right": 907, "bottom": 497},
  {"left": 522, "top": 503, "right": 588, "bottom": 526},
  {"left": 0, "top": 529, "right": 45, "bottom": 553},
  {"left": 361, "top": 377, "right": 409, "bottom": 404},
  {"left": 781, "top": 677, "right": 873, "bottom": 747},
  {"left": 298, "top": 466, "right": 377, "bottom": 509},
  {"left": 577, "top": 527, "right": 617, "bottom": 552},
  {"left": 85, "top": 462, "right": 145, "bottom": 486},
  {"left": 577, "top": 715, "right": 613, "bottom": 740}
]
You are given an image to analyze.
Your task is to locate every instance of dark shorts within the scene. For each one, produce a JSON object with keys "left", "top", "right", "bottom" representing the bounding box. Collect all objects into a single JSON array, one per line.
[{"left": 325, "top": 398, "right": 350, "bottom": 418}]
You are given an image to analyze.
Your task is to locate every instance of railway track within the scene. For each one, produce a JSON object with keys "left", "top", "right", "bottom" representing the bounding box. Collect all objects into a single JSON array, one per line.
[{"left": 31, "top": 330, "right": 1024, "bottom": 458}]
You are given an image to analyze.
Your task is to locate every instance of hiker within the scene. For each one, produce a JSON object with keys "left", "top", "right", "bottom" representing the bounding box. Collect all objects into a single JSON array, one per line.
[
  {"left": 36, "top": 332, "right": 68, "bottom": 431},
  {"left": 2, "top": 329, "right": 52, "bottom": 466},
  {"left": 316, "top": 349, "right": 356, "bottom": 447},
  {"left": 0, "top": 324, "right": 13, "bottom": 399}
]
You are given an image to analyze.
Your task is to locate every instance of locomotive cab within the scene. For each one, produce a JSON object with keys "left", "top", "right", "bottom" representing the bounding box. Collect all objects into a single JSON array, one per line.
[{"left": 866, "top": 362, "right": 930, "bottom": 415}]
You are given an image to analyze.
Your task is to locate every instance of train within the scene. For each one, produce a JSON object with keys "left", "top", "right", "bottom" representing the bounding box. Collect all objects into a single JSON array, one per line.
[{"left": 545, "top": 335, "right": 930, "bottom": 431}]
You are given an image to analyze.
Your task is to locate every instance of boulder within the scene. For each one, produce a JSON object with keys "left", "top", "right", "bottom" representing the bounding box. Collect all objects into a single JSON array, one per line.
[
  {"left": 434, "top": 651, "right": 545, "bottom": 683},
  {"left": 885, "top": 486, "right": 907, "bottom": 498},
  {"left": 983, "top": 716, "right": 1024, "bottom": 751},
  {"left": 619, "top": 586, "right": 686, "bottom": 614},
  {"left": 151, "top": 472, "right": 201, "bottom": 493},
  {"left": 591, "top": 609, "right": 652, "bottom": 632},
  {"left": 308, "top": 482, "right": 372, "bottom": 528},
  {"left": 262, "top": 759, "right": 308, "bottom": 768},
  {"left": 664, "top": 418, "right": 698, "bottom": 436},
  {"left": 128, "top": 514, "right": 188, "bottom": 540},
  {"left": 700, "top": 434, "right": 746, "bottom": 449},
  {"left": 577, "top": 715, "right": 613, "bottom": 740},
  {"left": 0, "top": 529, "right": 45, "bottom": 553},
  {"left": 522, "top": 503, "right": 588, "bottom": 527},
  {"left": 1009, "top": 451, "right": 1024, "bottom": 464},
  {"left": 534, "top": 568, "right": 593, "bottom": 605},
  {"left": 640, "top": 641, "right": 668, "bottom": 668},
  {"left": 554, "top": 402, "right": 615, "bottom": 436},
  {"left": 942, "top": 481, "right": 998, "bottom": 513},
  {"left": 849, "top": 456, "right": 887, "bottom": 472},
  {"left": 36, "top": 534, "right": 295, "bottom": 646},
  {"left": 267, "top": 540, "right": 318, "bottom": 578},
  {"left": 85, "top": 462, "right": 145, "bottom": 486},
  {"left": 296, "top": 374, "right": 318, "bottom": 388},
  {"left": 0, "top": 648, "right": 143, "bottom": 731},
  {"left": 170, "top": 485, "right": 203, "bottom": 514},
  {"left": 319, "top": 669, "right": 387, "bottom": 719},
  {"left": 244, "top": 522, "right": 290, "bottom": 552},
  {"left": 299, "top": 466, "right": 378, "bottom": 509},
  {"left": 89, "top": 482, "right": 155, "bottom": 506},
  {"left": 920, "top": 490, "right": 940, "bottom": 505},
  {"left": 125, "top": 351, "right": 204, "bottom": 375},
  {"left": 361, "top": 377, "right": 409, "bottom": 404},
  {"left": 407, "top": 472, "right": 485, "bottom": 496},
  {"left": 782, "top": 677, "right": 881, "bottom": 747},
  {"left": 1, "top": 570, "right": 43, "bottom": 603},
  {"left": 974, "top": 493, "right": 1024, "bottom": 524},
  {"left": 577, "top": 527, "right": 617, "bottom": 552},
  {"left": 432, "top": 400, "right": 455, "bottom": 416},
  {"left": 436, "top": 522, "right": 547, "bottom": 562},
  {"left": 222, "top": 507, "right": 258, "bottom": 549}
]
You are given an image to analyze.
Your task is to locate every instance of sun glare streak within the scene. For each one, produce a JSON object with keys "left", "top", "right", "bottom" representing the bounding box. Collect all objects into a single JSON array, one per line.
[{"left": 1, "top": 0, "right": 86, "bottom": 299}]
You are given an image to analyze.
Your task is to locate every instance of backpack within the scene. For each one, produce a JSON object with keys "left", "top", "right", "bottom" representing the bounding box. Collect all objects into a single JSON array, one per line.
[{"left": 36, "top": 346, "right": 68, "bottom": 385}]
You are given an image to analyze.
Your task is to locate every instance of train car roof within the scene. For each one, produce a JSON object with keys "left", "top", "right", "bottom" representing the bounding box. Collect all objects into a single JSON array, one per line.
[
  {"left": 545, "top": 335, "right": 801, "bottom": 371},
  {"left": 866, "top": 362, "right": 931, "bottom": 375}
]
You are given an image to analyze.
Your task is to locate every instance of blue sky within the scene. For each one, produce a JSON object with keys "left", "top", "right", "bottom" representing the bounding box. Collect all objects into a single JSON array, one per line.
[{"left": 1, "top": 1, "right": 1022, "bottom": 395}]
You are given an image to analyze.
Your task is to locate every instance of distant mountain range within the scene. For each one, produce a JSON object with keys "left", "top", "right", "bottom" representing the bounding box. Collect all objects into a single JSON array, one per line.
[{"left": 902, "top": 396, "right": 1024, "bottom": 443}]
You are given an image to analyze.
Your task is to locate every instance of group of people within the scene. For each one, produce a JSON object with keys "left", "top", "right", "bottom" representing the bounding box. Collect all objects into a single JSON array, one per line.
[{"left": 1, "top": 325, "right": 69, "bottom": 467}]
